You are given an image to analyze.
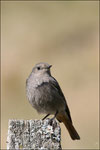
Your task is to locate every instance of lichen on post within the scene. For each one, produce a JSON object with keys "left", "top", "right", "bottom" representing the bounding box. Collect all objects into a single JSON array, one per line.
[{"left": 7, "top": 119, "right": 62, "bottom": 150}]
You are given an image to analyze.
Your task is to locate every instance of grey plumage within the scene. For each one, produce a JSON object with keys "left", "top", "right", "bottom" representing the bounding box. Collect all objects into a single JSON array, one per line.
[{"left": 26, "top": 62, "right": 80, "bottom": 140}]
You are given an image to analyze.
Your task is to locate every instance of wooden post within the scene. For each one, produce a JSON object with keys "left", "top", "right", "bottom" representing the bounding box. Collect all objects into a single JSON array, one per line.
[{"left": 7, "top": 119, "right": 62, "bottom": 149}]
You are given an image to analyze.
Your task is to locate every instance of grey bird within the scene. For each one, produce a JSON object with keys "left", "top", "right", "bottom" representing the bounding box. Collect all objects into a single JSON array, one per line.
[{"left": 26, "top": 62, "right": 80, "bottom": 140}]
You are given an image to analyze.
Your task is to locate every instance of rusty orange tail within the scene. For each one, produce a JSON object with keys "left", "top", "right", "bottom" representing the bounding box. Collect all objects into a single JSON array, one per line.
[{"left": 56, "top": 112, "right": 80, "bottom": 140}]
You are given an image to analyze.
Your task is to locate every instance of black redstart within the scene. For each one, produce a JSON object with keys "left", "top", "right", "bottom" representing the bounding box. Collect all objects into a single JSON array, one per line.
[{"left": 26, "top": 62, "right": 80, "bottom": 140}]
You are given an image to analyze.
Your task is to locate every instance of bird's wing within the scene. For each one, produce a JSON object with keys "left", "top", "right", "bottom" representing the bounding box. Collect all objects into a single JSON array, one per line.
[{"left": 49, "top": 77, "right": 72, "bottom": 123}]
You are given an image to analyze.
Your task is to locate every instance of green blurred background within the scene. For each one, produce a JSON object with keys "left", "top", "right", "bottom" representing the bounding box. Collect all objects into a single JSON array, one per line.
[{"left": 1, "top": 1, "right": 99, "bottom": 149}]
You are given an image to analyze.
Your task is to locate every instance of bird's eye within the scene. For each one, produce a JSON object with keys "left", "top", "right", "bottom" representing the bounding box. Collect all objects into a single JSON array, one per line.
[{"left": 37, "top": 67, "right": 40, "bottom": 70}]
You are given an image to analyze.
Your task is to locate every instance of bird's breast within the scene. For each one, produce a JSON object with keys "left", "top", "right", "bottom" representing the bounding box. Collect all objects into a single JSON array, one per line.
[{"left": 26, "top": 75, "right": 65, "bottom": 114}]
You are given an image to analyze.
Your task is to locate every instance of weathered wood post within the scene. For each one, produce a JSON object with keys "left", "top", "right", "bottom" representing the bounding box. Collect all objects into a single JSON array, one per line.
[{"left": 7, "top": 118, "right": 62, "bottom": 149}]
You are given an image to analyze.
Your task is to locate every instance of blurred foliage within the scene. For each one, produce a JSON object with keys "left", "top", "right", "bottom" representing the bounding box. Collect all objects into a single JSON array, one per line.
[{"left": 1, "top": 1, "right": 99, "bottom": 149}]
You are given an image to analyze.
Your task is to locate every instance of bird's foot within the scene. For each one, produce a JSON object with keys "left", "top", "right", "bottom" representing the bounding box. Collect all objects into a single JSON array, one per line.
[
  {"left": 49, "top": 118, "right": 54, "bottom": 126},
  {"left": 49, "top": 111, "right": 58, "bottom": 126}
]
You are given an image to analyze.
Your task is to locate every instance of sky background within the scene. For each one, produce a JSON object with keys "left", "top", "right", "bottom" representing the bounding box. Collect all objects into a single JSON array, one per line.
[{"left": 1, "top": 1, "right": 99, "bottom": 149}]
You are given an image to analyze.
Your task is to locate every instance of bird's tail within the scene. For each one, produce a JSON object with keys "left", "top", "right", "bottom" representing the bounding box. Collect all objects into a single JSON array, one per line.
[
  {"left": 56, "top": 113, "right": 80, "bottom": 140},
  {"left": 63, "top": 119, "right": 80, "bottom": 140}
]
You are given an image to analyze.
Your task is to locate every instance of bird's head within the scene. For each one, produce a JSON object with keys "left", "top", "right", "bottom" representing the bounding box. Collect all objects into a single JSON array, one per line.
[{"left": 32, "top": 62, "right": 52, "bottom": 76}]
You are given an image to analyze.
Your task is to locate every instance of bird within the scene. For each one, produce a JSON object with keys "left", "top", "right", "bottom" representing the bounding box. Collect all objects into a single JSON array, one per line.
[{"left": 26, "top": 62, "right": 80, "bottom": 140}]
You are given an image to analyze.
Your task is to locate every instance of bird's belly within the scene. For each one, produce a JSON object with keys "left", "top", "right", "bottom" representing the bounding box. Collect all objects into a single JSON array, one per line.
[{"left": 28, "top": 87, "right": 64, "bottom": 114}]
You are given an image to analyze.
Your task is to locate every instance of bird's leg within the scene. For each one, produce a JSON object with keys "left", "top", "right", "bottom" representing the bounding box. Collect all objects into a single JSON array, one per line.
[
  {"left": 49, "top": 111, "right": 58, "bottom": 125},
  {"left": 42, "top": 114, "right": 50, "bottom": 120}
]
